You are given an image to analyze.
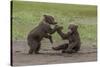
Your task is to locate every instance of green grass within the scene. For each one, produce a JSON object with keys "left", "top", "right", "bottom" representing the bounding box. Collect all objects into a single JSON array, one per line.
[{"left": 12, "top": 1, "right": 97, "bottom": 43}]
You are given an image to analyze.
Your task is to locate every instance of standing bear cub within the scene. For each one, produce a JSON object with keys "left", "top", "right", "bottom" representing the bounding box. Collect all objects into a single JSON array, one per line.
[
  {"left": 52, "top": 23, "right": 81, "bottom": 54},
  {"left": 27, "top": 15, "right": 58, "bottom": 54}
]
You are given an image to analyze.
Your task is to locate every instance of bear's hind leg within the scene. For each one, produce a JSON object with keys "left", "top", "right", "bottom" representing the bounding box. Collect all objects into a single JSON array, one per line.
[
  {"left": 35, "top": 43, "right": 41, "bottom": 54},
  {"left": 52, "top": 43, "right": 68, "bottom": 51},
  {"left": 28, "top": 40, "right": 39, "bottom": 54},
  {"left": 29, "top": 48, "right": 34, "bottom": 54}
]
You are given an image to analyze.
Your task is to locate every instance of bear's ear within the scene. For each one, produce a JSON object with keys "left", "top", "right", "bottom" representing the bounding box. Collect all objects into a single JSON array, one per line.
[
  {"left": 75, "top": 25, "right": 78, "bottom": 29},
  {"left": 43, "top": 15, "right": 47, "bottom": 18}
]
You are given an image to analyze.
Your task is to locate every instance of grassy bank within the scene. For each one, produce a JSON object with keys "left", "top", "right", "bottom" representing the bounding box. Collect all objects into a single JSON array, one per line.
[{"left": 12, "top": 1, "right": 97, "bottom": 42}]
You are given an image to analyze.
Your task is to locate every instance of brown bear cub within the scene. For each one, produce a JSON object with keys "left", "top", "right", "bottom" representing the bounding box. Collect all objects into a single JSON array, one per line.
[
  {"left": 52, "top": 23, "right": 81, "bottom": 54},
  {"left": 27, "top": 15, "right": 58, "bottom": 54}
]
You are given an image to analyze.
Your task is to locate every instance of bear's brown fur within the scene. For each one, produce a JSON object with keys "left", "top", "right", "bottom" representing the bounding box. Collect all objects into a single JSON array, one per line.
[
  {"left": 27, "top": 15, "right": 58, "bottom": 54},
  {"left": 52, "top": 23, "right": 81, "bottom": 54}
]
